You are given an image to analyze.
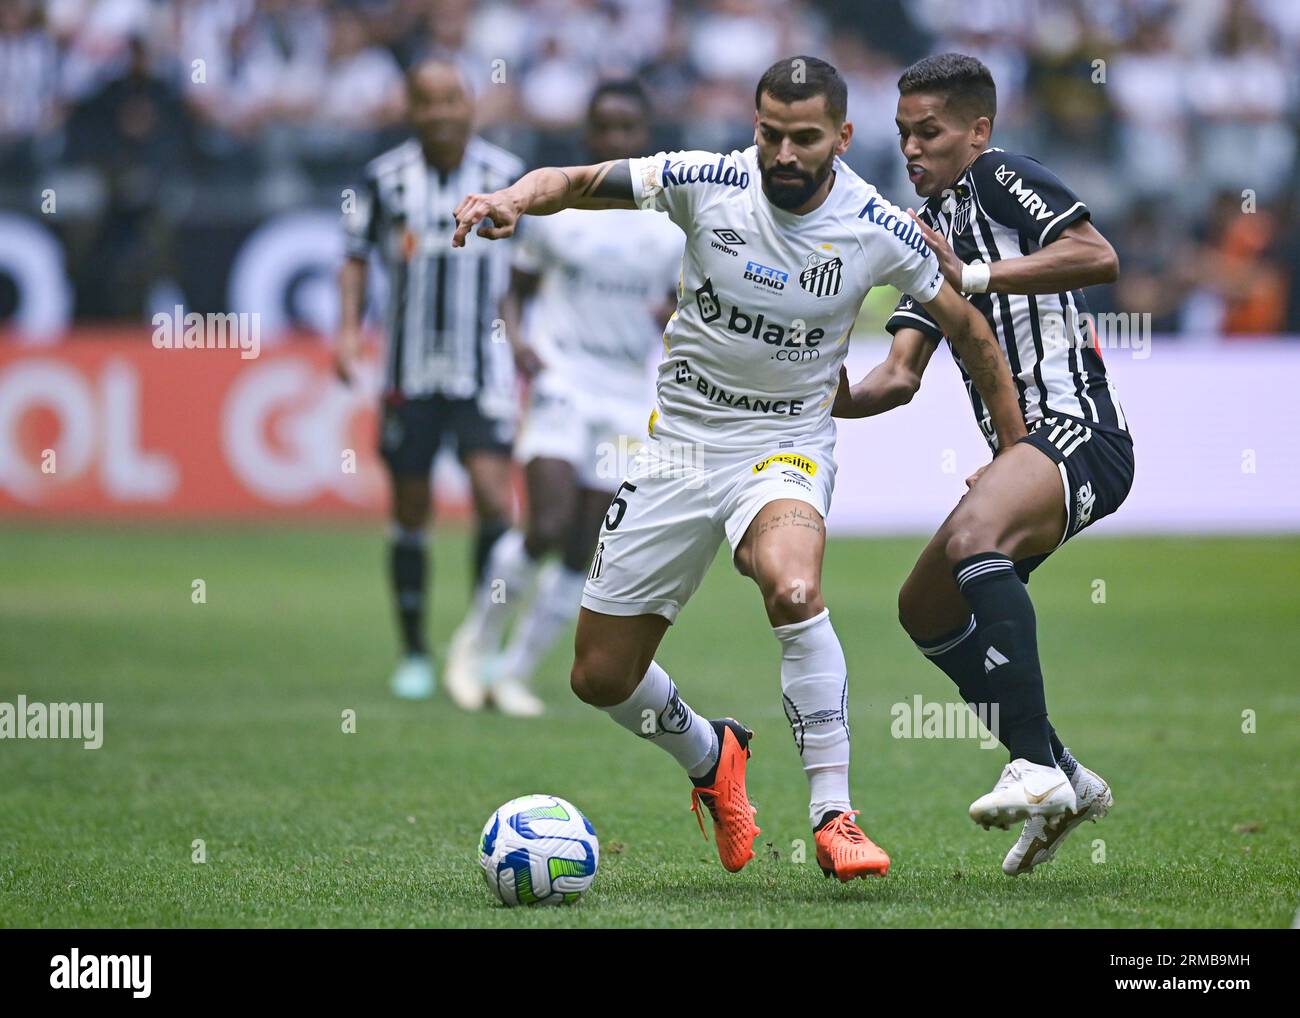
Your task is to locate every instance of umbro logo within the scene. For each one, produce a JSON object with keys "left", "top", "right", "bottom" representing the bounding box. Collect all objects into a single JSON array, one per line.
[
  {"left": 712, "top": 229, "right": 745, "bottom": 245},
  {"left": 984, "top": 646, "right": 1009, "bottom": 673}
]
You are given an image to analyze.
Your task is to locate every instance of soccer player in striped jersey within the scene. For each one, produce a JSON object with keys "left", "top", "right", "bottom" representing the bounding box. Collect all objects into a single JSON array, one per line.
[
  {"left": 837, "top": 53, "right": 1133, "bottom": 875},
  {"left": 337, "top": 60, "right": 524, "bottom": 701}
]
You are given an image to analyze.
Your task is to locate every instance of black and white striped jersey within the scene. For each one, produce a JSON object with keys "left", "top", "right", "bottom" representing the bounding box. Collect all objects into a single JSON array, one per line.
[
  {"left": 343, "top": 136, "right": 524, "bottom": 407},
  {"left": 885, "top": 148, "right": 1128, "bottom": 451}
]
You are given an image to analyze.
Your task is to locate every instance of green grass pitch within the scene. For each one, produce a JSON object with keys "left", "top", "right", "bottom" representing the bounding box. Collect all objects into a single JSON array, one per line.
[{"left": 1, "top": 524, "right": 1296, "bottom": 928}]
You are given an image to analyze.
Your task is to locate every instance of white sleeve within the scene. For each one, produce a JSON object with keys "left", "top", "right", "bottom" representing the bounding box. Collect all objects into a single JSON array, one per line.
[
  {"left": 863, "top": 195, "right": 944, "bottom": 303},
  {"left": 629, "top": 150, "right": 745, "bottom": 231}
]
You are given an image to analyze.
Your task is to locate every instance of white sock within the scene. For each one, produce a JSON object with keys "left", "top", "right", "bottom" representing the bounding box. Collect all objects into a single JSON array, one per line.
[
  {"left": 462, "top": 529, "right": 539, "bottom": 647},
  {"left": 774, "top": 608, "right": 852, "bottom": 827},
  {"left": 601, "top": 661, "right": 717, "bottom": 777},
  {"left": 497, "top": 563, "right": 586, "bottom": 686}
]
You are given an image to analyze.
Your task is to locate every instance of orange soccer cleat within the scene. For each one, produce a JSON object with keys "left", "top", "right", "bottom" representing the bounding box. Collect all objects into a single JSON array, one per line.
[
  {"left": 814, "top": 810, "right": 890, "bottom": 880},
  {"left": 689, "top": 719, "right": 761, "bottom": 873}
]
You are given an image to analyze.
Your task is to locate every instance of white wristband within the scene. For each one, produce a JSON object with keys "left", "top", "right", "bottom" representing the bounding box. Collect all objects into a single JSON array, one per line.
[{"left": 961, "top": 261, "right": 991, "bottom": 294}]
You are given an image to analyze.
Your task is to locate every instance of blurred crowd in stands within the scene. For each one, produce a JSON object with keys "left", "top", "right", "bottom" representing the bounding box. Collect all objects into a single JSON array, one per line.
[{"left": 1, "top": 0, "right": 1297, "bottom": 334}]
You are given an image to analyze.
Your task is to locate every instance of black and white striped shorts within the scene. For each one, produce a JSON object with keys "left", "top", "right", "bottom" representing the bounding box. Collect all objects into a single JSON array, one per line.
[{"left": 1014, "top": 414, "right": 1135, "bottom": 580}]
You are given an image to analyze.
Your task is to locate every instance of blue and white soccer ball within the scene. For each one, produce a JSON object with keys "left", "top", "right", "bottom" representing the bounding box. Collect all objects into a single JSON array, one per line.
[{"left": 479, "top": 794, "right": 599, "bottom": 907}]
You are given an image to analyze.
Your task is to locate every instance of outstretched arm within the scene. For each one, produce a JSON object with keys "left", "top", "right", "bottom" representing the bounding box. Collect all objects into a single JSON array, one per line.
[
  {"left": 832, "top": 328, "right": 937, "bottom": 419},
  {"left": 452, "top": 160, "right": 635, "bottom": 247},
  {"left": 921, "top": 281, "right": 1027, "bottom": 452}
]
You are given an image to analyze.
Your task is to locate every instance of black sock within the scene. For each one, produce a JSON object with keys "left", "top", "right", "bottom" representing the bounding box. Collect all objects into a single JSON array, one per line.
[
  {"left": 814, "top": 809, "right": 845, "bottom": 832},
  {"left": 474, "top": 519, "right": 508, "bottom": 585},
  {"left": 953, "top": 553, "right": 1054, "bottom": 767},
  {"left": 389, "top": 528, "right": 427, "bottom": 656},
  {"left": 915, "top": 615, "right": 1068, "bottom": 764}
]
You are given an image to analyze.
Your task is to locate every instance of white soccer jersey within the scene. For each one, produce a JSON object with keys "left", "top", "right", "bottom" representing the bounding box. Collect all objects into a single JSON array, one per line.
[
  {"left": 628, "top": 147, "right": 944, "bottom": 448},
  {"left": 513, "top": 208, "right": 684, "bottom": 401}
]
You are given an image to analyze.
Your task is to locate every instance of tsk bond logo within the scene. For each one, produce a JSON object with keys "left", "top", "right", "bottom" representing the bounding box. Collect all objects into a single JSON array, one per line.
[{"left": 744, "top": 260, "right": 787, "bottom": 290}]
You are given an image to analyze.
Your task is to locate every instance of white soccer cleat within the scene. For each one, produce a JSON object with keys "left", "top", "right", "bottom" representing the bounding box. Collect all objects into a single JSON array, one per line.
[
  {"left": 444, "top": 624, "right": 488, "bottom": 711},
  {"left": 969, "top": 758, "right": 1077, "bottom": 830},
  {"left": 490, "top": 676, "right": 546, "bottom": 718},
  {"left": 1003, "top": 764, "right": 1113, "bottom": 876},
  {"left": 389, "top": 655, "right": 436, "bottom": 700}
]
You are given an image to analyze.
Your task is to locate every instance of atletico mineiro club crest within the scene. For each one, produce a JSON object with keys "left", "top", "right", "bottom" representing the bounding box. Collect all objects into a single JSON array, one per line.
[{"left": 799, "top": 246, "right": 843, "bottom": 298}]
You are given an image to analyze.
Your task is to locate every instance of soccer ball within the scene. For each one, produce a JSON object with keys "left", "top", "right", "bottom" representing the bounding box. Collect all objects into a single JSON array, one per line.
[{"left": 478, "top": 794, "right": 599, "bottom": 906}]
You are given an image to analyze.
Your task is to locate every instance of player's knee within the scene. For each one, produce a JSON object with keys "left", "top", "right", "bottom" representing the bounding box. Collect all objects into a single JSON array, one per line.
[
  {"left": 764, "top": 576, "right": 822, "bottom": 626},
  {"left": 569, "top": 655, "right": 625, "bottom": 708},
  {"left": 569, "top": 661, "right": 598, "bottom": 705},
  {"left": 942, "top": 520, "right": 998, "bottom": 566},
  {"left": 393, "top": 495, "right": 429, "bottom": 531}
]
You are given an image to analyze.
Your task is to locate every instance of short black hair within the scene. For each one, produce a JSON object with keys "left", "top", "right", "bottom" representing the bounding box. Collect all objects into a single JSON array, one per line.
[
  {"left": 587, "top": 79, "right": 651, "bottom": 121},
  {"left": 897, "top": 53, "right": 997, "bottom": 126},
  {"left": 755, "top": 56, "right": 847, "bottom": 124}
]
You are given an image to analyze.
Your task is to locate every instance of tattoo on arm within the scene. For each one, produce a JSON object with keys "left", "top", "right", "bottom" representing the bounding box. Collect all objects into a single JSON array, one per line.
[
  {"left": 579, "top": 160, "right": 633, "bottom": 200},
  {"left": 958, "top": 329, "right": 1007, "bottom": 400}
]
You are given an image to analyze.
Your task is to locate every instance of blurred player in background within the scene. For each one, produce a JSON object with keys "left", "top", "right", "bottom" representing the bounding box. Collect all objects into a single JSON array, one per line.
[
  {"left": 337, "top": 60, "right": 524, "bottom": 700},
  {"left": 839, "top": 53, "right": 1132, "bottom": 875},
  {"left": 444, "top": 81, "right": 683, "bottom": 716},
  {"left": 451, "top": 57, "right": 1026, "bottom": 880}
]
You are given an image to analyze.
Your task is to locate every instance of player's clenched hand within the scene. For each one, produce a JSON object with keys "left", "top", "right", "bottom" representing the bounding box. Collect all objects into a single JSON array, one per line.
[
  {"left": 909, "top": 209, "right": 961, "bottom": 292},
  {"left": 452, "top": 191, "right": 521, "bottom": 247}
]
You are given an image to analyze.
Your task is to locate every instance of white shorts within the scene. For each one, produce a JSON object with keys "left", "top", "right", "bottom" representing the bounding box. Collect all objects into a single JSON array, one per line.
[
  {"left": 581, "top": 428, "right": 838, "bottom": 623},
  {"left": 514, "top": 380, "right": 651, "bottom": 491}
]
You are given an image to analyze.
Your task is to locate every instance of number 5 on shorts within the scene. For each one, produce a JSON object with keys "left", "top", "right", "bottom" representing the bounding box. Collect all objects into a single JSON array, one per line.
[{"left": 605, "top": 481, "right": 638, "bottom": 531}]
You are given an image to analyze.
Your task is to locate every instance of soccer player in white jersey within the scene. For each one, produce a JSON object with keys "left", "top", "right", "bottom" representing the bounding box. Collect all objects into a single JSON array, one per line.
[
  {"left": 444, "top": 82, "right": 683, "bottom": 716},
  {"left": 451, "top": 57, "right": 1025, "bottom": 879}
]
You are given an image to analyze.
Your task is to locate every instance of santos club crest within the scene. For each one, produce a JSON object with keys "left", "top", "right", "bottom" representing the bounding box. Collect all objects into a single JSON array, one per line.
[{"left": 799, "top": 250, "right": 843, "bottom": 298}]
